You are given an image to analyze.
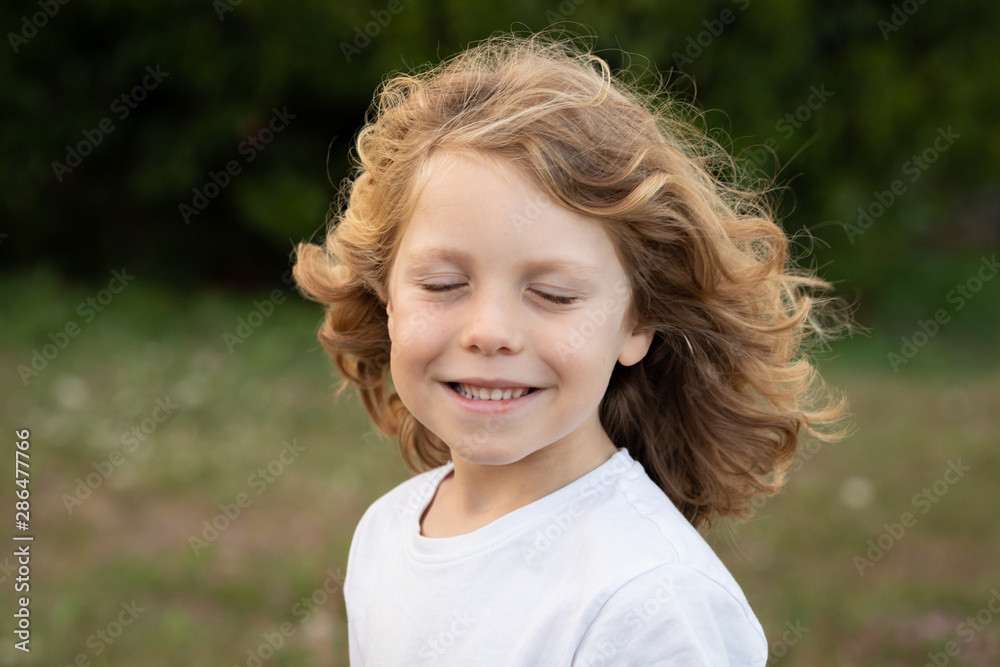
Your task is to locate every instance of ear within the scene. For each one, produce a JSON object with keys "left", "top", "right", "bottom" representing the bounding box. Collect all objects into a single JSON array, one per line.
[
  {"left": 618, "top": 328, "right": 654, "bottom": 367},
  {"left": 386, "top": 299, "right": 394, "bottom": 342}
]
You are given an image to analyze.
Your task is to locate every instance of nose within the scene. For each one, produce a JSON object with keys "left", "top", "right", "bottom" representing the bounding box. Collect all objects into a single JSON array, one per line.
[{"left": 459, "top": 288, "right": 523, "bottom": 355}]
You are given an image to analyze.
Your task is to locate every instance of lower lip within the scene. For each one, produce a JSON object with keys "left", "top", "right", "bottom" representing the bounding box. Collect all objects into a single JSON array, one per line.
[{"left": 441, "top": 382, "right": 545, "bottom": 414}]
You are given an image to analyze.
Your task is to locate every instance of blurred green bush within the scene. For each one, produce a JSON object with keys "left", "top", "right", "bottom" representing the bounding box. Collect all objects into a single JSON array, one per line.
[{"left": 2, "top": 0, "right": 998, "bottom": 337}]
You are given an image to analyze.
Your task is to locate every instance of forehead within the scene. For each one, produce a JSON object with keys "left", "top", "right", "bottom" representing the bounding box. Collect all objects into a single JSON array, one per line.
[
  {"left": 403, "top": 245, "right": 604, "bottom": 280},
  {"left": 398, "top": 149, "right": 613, "bottom": 258},
  {"left": 407, "top": 148, "right": 525, "bottom": 212}
]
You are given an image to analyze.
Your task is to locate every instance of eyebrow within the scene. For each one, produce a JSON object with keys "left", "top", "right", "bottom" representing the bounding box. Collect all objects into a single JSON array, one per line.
[{"left": 405, "top": 247, "right": 602, "bottom": 279}]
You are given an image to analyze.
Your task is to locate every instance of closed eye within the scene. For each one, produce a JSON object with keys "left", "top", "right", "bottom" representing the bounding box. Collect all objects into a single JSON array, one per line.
[
  {"left": 420, "top": 283, "right": 461, "bottom": 293},
  {"left": 420, "top": 284, "right": 579, "bottom": 305},
  {"left": 538, "top": 292, "right": 579, "bottom": 305}
]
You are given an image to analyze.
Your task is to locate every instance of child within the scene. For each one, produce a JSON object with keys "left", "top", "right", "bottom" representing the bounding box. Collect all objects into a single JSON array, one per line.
[{"left": 293, "top": 28, "right": 849, "bottom": 665}]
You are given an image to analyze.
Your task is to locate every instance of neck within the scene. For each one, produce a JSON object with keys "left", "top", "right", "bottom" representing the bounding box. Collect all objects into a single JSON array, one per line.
[{"left": 444, "top": 427, "right": 618, "bottom": 520}]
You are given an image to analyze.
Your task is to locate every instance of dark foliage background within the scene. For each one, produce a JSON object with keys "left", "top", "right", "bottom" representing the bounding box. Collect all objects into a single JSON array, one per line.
[
  {"left": 2, "top": 2, "right": 999, "bottom": 664},
  {"left": 3, "top": 0, "right": 998, "bottom": 340}
]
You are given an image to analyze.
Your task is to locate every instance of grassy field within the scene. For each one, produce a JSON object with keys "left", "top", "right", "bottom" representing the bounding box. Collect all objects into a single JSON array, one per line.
[{"left": 1, "top": 268, "right": 998, "bottom": 666}]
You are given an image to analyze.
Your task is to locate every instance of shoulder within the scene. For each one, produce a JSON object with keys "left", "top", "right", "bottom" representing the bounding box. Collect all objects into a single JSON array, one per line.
[
  {"left": 573, "top": 562, "right": 768, "bottom": 666},
  {"left": 344, "top": 462, "right": 450, "bottom": 592},
  {"left": 580, "top": 453, "right": 735, "bottom": 571},
  {"left": 564, "top": 453, "right": 766, "bottom": 664},
  {"left": 351, "top": 462, "right": 451, "bottom": 541}
]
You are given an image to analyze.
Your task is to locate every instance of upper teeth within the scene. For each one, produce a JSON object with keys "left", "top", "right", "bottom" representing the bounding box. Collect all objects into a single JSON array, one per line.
[{"left": 456, "top": 384, "right": 532, "bottom": 400}]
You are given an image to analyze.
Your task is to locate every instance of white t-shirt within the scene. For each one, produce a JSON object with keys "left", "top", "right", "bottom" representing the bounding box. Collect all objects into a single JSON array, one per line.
[{"left": 345, "top": 447, "right": 768, "bottom": 666}]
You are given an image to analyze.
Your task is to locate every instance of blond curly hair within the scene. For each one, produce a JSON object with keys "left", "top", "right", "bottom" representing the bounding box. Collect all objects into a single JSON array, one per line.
[{"left": 292, "top": 28, "right": 851, "bottom": 529}]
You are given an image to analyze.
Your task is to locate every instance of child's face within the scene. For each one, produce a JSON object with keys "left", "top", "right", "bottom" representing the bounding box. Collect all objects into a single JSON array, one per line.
[{"left": 386, "top": 150, "right": 652, "bottom": 467}]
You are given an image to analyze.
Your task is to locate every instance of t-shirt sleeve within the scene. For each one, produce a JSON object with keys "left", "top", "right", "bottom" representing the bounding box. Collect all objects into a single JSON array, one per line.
[
  {"left": 572, "top": 564, "right": 768, "bottom": 666},
  {"left": 344, "top": 495, "right": 387, "bottom": 667}
]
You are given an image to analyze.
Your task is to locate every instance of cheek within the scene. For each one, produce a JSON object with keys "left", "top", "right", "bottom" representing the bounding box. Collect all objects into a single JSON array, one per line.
[
  {"left": 390, "top": 300, "right": 448, "bottom": 350},
  {"left": 547, "top": 310, "right": 621, "bottom": 366}
]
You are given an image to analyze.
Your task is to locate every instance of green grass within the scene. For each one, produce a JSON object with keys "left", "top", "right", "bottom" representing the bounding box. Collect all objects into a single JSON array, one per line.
[{"left": 1, "top": 267, "right": 998, "bottom": 665}]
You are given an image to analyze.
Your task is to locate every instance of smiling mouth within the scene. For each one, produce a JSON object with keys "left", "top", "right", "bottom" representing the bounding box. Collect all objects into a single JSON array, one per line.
[{"left": 448, "top": 383, "right": 539, "bottom": 401}]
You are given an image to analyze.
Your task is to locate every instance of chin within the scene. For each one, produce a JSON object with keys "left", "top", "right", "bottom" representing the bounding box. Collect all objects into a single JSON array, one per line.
[{"left": 446, "top": 441, "right": 533, "bottom": 467}]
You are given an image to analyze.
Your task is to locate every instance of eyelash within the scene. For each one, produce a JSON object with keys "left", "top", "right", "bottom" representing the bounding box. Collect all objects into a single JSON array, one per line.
[{"left": 420, "top": 283, "right": 579, "bottom": 305}]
